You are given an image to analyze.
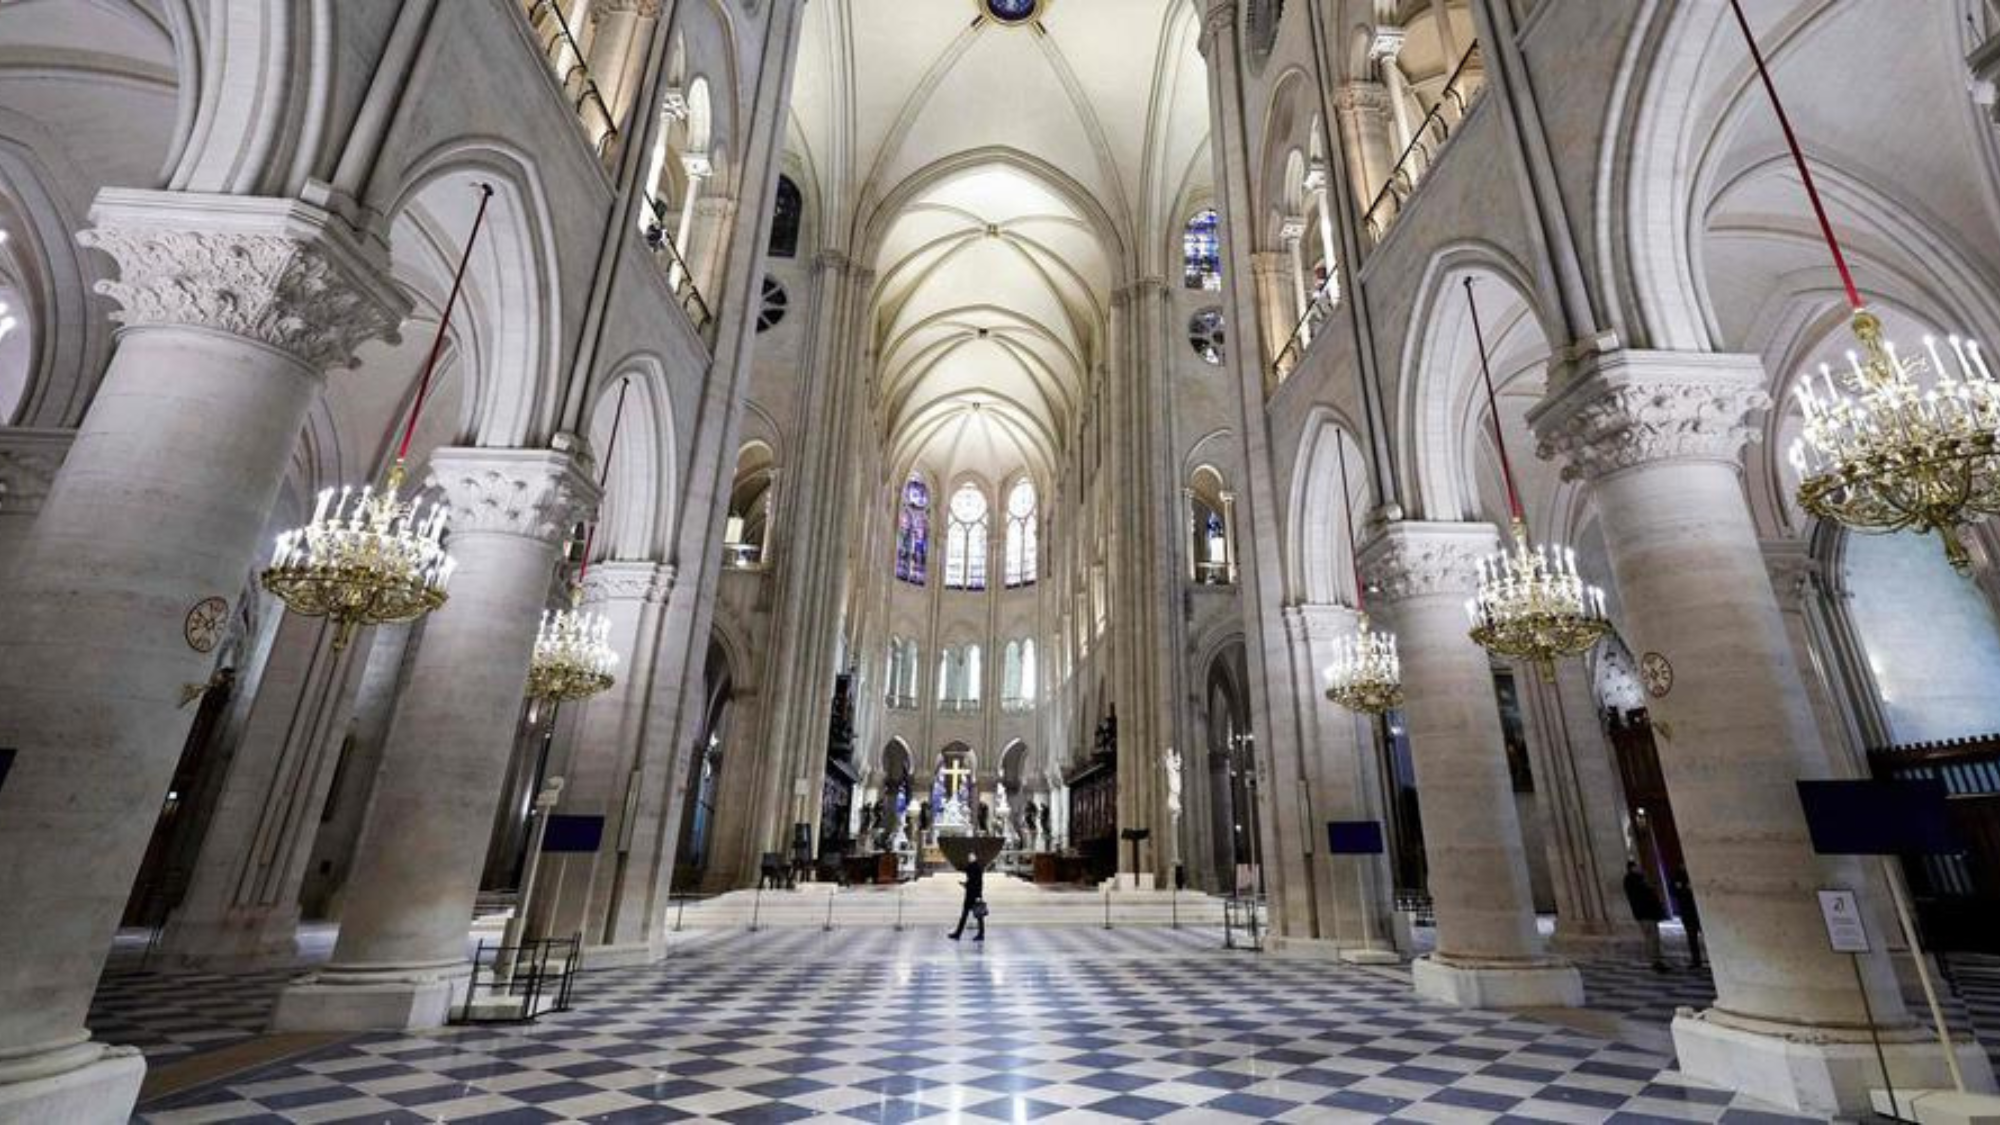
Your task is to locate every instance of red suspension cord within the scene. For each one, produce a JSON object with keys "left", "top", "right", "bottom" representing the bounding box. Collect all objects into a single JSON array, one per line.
[
  {"left": 575, "top": 378, "right": 632, "bottom": 586},
  {"left": 1725, "top": 0, "right": 1864, "bottom": 311},
  {"left": 1335, "top": 437, "right": 1368, "bottom": 613},
  {"left": 395, "top": 183, "right": 495, "bottom": 463},
  {"left": 1464, "top": 279, "right": 1524, "bottom": 524}
]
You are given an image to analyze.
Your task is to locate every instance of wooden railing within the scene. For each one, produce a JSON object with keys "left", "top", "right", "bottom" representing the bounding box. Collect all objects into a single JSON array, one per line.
[
  {"left": 522, "top": 0, "right": 619, "bottom": 164},
  {"left": 1361, "top": 44, "right": 1485, "bottom": 244}
]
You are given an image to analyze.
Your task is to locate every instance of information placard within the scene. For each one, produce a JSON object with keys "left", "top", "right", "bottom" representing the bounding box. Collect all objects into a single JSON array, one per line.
[{"left": 1816, "top": 888, "right": 1870, "bottom": 953}]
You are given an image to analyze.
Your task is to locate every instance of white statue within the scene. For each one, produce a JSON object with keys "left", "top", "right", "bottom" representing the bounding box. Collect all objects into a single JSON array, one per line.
[
  {"left": 1163, "top": 746, "right": 1184, "bottom": 819},
  {"left": 995, "top": 785, "right": 1016, "bottom": 846}
]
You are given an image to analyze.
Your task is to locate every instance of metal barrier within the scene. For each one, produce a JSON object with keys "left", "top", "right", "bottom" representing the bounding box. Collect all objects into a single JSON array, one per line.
[
  {"left": 458, "top": 934, "right": 580, "bottom": 1024},
  {"left": 1223, "top": 894, "right": 1266, "bottom": 952}
]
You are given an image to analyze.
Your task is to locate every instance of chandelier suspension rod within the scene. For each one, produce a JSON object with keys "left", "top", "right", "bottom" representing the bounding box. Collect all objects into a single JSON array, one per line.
[
  {"left": 395, "top": 183, "right": 495, "bottom": 465},
  {"left": 1724, "top": 0, "right": 1863, "bottom": 311},
  {"left": 1335, "top": 436, "right": 1367, "bottom": 613},
  {"left": 575, "top": 377, "right": 632, "bottom": 586},
  {"left": 1464, "top": 278, "right": 1524, "bottom": 524}
]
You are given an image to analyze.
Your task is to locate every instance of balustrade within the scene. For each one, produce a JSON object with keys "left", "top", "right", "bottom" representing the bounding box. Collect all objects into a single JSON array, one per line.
[
  {"left": 521, "top": 0, "right": 620, "bottom": 163},
  {"left": 1361, "top": 44, "right": 1485, "bottom": 244}
]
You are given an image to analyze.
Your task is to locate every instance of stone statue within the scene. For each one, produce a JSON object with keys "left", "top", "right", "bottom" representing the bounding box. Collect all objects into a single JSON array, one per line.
[{"left": 1163, "top": 746, "right": 1184, "bottom": 818}]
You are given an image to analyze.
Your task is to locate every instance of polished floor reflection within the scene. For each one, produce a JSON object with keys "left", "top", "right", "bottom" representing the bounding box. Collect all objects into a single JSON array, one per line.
[{"left": 131, "top": 927, "right": 1838, "bottom": 1123}]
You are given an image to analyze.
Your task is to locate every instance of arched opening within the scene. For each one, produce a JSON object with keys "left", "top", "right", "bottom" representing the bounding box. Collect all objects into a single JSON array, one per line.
[
  {"left": 722, "top": 442, "right": 776, "bottom": 568},
  {"left": 1187, "top": 465, "right": 1234, "bottom": 585},
  {"left": 672, "top": 636, "right": 734, "bottom": 892}
]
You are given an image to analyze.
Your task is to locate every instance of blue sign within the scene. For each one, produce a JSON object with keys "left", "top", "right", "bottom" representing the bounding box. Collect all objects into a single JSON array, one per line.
[
  {"left": 1326, "top": 821, "right": 1385, "bottom": 855},
  {"left": 1796, "top": 779, "right": 1955, "bottom": 856},
  {"left": 543, "top": 815, "right": 606, "bottom": 854}
]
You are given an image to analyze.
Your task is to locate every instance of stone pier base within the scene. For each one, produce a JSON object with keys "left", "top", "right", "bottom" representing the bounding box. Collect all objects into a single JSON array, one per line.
[
  {"left": 1673, "top": 1010, "right": 1997, "bottom": 1118},
  {"left": 271, "top": 963, "right": 471, "bottom": 1032},
  {"left": 1412, "top": 954, "right": 1585, "bottom": 1009},
  {"left": 0, "top": 1046, "right": 145, "bottom": 1125}
]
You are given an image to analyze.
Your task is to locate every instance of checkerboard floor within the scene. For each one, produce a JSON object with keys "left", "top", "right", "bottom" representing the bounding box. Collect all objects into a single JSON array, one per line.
[
  {"left": 89, "top": 965, "right": 295, "bottom": 1063},
  {"left": 137, "top": 927, "right": 1831, "bottom": 1124}
]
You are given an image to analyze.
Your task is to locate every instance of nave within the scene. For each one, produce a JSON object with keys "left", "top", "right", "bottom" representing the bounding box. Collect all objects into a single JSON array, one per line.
[{"left": 115, "top": 915, "right": 1885, "bottom": 1125}]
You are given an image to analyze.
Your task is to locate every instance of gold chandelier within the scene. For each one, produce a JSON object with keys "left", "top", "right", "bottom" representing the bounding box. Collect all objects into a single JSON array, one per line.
[
  {"left": 1460, "top": 279, "right": 1610, "bottom": 671},
  {"left": 1790, "top": 312, "right": 2000, "bottom": 572},
  {"left": 525, "top": 378, "right": 632, "bottom": 704},
  {"left": 1322, "top": 438, "right": 1404, "bottom": 713},
  {"left": 263, "top": 465, "right": 453, "bottom": 649},
  {"left": 526, "top": 587, "right": 618, "bottom": 702},
  {"left": 1727, "top": 0, "right": 2000, "bottom": 573},
  {"left": 262, "top": 185, "right": 494, "bottom": 648},
  {"left": 1325, "top": 614, "right": 1404, "bottom": 714}
]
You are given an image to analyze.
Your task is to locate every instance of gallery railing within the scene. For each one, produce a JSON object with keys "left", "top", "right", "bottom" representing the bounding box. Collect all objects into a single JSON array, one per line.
[
  {"left": 1361, "top": 44, "right": 1485, "bottom": 245},
  {"left": 642, "top": 194, "right": 716, "bottom": 339},
  {"left": 521, "top": 0, "right": 619, "bottom": 164},
  {"left": 1270, "top": 276, "right": 1341, "bottom": 382}
]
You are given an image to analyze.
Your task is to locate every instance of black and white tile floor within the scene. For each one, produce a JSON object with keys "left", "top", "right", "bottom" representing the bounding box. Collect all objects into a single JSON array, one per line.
[{"left": 132, "top": 927, "right": 1841, "bottom": 1124}]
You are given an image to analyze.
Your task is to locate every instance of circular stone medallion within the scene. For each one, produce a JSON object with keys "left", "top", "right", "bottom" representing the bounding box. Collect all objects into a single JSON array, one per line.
[
  {"left": 183, "top": 596, "right": 230, "bottom": 653},
  {"left": 1639, "top": 651, "right": 1674, "bottom": 699},
  {"left": 984, "top": 0, "right": 1039, "bottom": 23}
]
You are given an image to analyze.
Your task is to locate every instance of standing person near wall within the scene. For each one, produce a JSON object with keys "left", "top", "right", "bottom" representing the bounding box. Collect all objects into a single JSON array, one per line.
[
  {"left": 947, "top": 856, "right": 987, "bottom": 942},
  {"left": 1624, "top": 862, "right": 1669, "bottom": 972}
]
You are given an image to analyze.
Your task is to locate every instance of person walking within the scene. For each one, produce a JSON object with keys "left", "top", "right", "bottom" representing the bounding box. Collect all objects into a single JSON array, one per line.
[
  {"left": 1624, "top": 861, "right": 1669, "bottom": 972},
  {"left": 947, "top": 855, "right": 987, "bottom": 942},
  {"left": 1669, "top": 865, "right": 1704, "bottom": 970}
]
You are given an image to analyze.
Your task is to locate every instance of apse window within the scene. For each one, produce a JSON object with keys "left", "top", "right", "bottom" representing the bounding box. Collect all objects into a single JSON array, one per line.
[
  {"left": 944, "top": 482, "right": 989, "bottom": 590},
  {"left": 1189, "top": 308, "right": 1226, "bottom": 365},
  {"left": 757, "top": 276, "right": 788, "bottom": 333},
  {"left": 895, "top": 477, "right": 930, "bottom": 585},
  {"left": 1183, "top": 208, "right": 1221, "bottom": 290}
]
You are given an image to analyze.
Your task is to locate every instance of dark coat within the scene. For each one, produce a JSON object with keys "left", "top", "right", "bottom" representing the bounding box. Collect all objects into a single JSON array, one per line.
[
  {"left": 1668, "top": 870, "right": 1700, "bottom": 931},
  {"left": 1624, "top": 870, "right": 1665, "bottom": 923},
  {"left": 963, "top": 860, "right": 985, "bottom": 902}
]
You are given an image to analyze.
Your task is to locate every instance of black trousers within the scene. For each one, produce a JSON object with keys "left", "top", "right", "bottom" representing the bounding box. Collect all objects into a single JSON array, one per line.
[{"left": 951, "top": 901, "right": 985, "bottom": 938}]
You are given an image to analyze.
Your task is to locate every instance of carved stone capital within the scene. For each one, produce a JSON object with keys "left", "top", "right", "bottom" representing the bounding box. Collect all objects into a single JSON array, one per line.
[
  {"left": 1358, "top": 521, "right": 1499, "bottom": 603},
  {"left": 582, "top": 560, "right": 676, "bottom": 606},
  {"left": 427, "top": 447, "right": 601, "bottom": 545},
  {"left": 591, "top": 0, "right": 663, "bottom": 19},
  {"left": 1529, "top": 350, "right": 1771, "bottom": 483},
  {"left": 76, "top": 189, "right": 406, "bottom": 372},
  {"left": 0, "top": 427, "right": 74, "bottom": 515},
  {"left": 1369, "top": 25, "right": 1408, "bottom": 63},
  {"left": 1334, "top": 81, "right": 1392, "bottom": 116},
  {"left": 1199, "top": 2, "right": 1239, "bottom": 55}
]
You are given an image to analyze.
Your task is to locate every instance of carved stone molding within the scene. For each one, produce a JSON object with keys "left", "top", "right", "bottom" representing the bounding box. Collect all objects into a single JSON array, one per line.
[
  {"left": 1358, "top": 521, "right": 1498, "bottom": 603},
  {"left": 427, "top": 447, "right": 601, "bottom": 545},
  {"left": 1760, "top": 538, "right": 1824, "bottom": 612},
  {"left": 1529, "top": 350, "right": 1771, "bottom": 483},
  {"left": 583, "top": 560, "right": 677, "bottom": 606},
  {"left": 1282, "top": 601, "right": 1362, "bottom": 643},
  {"left": 1199, "top": 2, "right": 1239, "bottom": 54},
  {"left": 77, "top": 189, "right": 405, "bottom": 373},
  {"left": 0, "top": 427, "right": 75, "bottom": 514},
  {"left": 1333, "top": 81, "right": 1392, "bottom": 116}
]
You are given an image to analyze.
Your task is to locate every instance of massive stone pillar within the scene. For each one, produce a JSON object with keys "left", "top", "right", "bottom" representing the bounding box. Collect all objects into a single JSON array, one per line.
[
  {"left": 1285, "top": 603, "right": 1399, "bottom": 959},
  {"left": 1531, "top": 350, "right": 1994, "bottom": 1113},
  {"left": 273, "top": 445, "right": 596, "bottom": 1032},
  {"left": 1515, "top": 658, "right": 1639, "bottom": 953},
  {"left": 0, "top": 191, "right": 402, "bottom": 1123},
  {"left": 157, "top": 613, "right": 375, "bottom": 969},
  {"left": 1333, "top": 81, "right": 1396, "bottom": 217},
  {"left": 1361, "top": 521, "right": 1583, "bottom": 1008},
  {"left": 534, "top": 560, "right": 675, "bottom": 965},
  {"left": 0, "top": 428, "right": 72, "bottom": 574}
]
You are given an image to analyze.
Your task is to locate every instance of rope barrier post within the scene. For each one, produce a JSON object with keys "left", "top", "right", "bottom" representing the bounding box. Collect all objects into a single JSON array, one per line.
[
  {"left": 823, "top": 890, "right": 835, "bottom": 933},
  {"left": 1103, "top": 888, "right": 1112, "bottom": 931},
  {"left": 749, "top": 885, "right": 763, "bottom": 934}
]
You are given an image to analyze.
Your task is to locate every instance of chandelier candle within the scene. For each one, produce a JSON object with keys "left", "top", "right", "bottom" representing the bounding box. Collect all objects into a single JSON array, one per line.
[
  {"left": 1459, "top": 278, "right": 1610, "bottom": 671},
  {"left": 1324, "top": 437, "right": 1403, "bottom": 713},
  {"left": 526, "top": 378, "right": 630, "bottom": 703},
  {"left": 261, "top": 184, "right": 495, "bottom": 647},
  {"left": 1727, "top": 0, "right": 2000, "bottom": 572}
]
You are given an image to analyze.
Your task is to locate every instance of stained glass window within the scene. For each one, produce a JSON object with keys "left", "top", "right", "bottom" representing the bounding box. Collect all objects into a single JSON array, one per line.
[
  {"left": 1004, "top": 477, "right": 1037, "bottom": 587},
  {"left": 1021, "top": 639, "right": 1037, "bottom": 701},
  {"left": 1183, "top": 208, "right": 1221, "bottom": 290},
  {"left": 1002, "top": 641, "right": 1022, "bottom": 702},
  {"left": 945, "top": 482, "right": 988, "bottom": 590},
  {"left": 986, "top": 0, "right": 1038, "bottom": 22},
  {"left": 895, "top": 478, "right": 930, "bottom": 584}
]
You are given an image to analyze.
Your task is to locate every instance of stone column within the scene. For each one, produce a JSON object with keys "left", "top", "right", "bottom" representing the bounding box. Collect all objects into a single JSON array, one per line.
[
  {"left": 1333, "top": 82, "right": 1396, "bottom": 217},
  {"left": 0, "top": 190, "right": 402, "bottom": 1122},
  {"left": 272, "top": 445, "right": 596, "bottom": 1032},
  {"left": 1287, "top": 603, "right": 1399, "bottom": 961},
  {"left": 534, "top": 560, "right": 674, "bottom": 966},
  {"left": 0, "top": 427, "right": 73, "bottom": 574},
  {"left": 584, "top": 0, "right": 661, "bottom": 133},
  {"left": 668, "top": 154, "right": 710, "bottom": 292},
  {"left": 1248, "top": 251, "right": 1293, "bottom": 378},
  {"left": 157, "top": 613, "right": 376, "bottom": 969},
  {"left": 1279, "top": 216, "right": 1311, "bottom": 346},
  {"left": 1304, "top": 160, "right": 1340, "bottom": 299},
  {"left": 1219, "top": 491, "right": 1239, "bottom": 585},
  {"left": 1360, "top": 521, "right": 1583, "bottom": 1008},
  {"left": 1180, "top": 487, "right": 1199, "bottom": 582},
  {"left": 1531, "top": 350, "right": 1993, "bottom": 1113},
  {"left": 1371, "top": 27, "right": 1415, "bottom": 158},
  {"left": 1515, "top": 658, "right": 1641, "bottom": 954}
]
